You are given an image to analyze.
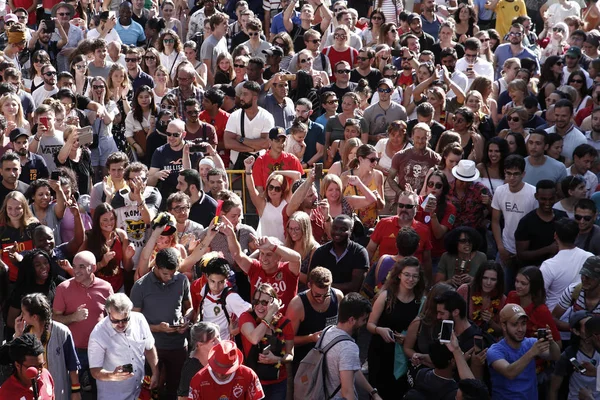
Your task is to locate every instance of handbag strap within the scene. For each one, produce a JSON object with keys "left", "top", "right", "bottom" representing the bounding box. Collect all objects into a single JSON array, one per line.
[{"left": 240, "top": 109, "right": 245, "bottom": 138}]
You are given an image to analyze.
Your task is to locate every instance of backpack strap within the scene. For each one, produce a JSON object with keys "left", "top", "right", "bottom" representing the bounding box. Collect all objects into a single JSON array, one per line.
[
  {"left": 317, "top": 326, "right": 354, "bottom": 399},
  {"left": 202, "top": 123, "right": 207, "bottom": 142},
  {"left": 199, "top": 283, "right": 232, "bottom": 324},
  {"left": 240, "top": 109, "right": 245, "bottom": 138}
]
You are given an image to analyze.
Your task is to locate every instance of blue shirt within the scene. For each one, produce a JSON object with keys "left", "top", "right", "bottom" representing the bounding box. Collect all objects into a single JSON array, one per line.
[
  {"left": 474, "top": 0, "right": 494, "bottom": 21},
  {"left": 270, "top": 10, "right": 301, "bottom": 34},
  {"left": 286, "top": 120, "right": 325, "bottom": 164},
  {"left": 421, "top": 14, "right": 442, "bottom": 41},
  {"left": 259, "top": 94, "right": 295, "bottom": 130},
  {"left": 129, "top": 68, "right": 155, "bottom": 93},
  {"left": 487, "top": 337, "right": 538, "bottom": 400},
  {"left": 114, "top": 20, "right": 146, "bottom": 46},
  {"left": 494, "top": 44, "right": 540, "bottom": 79}
]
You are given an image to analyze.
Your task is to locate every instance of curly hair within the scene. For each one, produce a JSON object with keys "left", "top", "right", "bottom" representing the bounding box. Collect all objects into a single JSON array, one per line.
[
  {"left": 444, "top": 226, "right": 482, "bottom": 255},
  {"left": 157, "top": 29, "right": 183, "bottom": 53},
  {"left": 382, "top": 256, "right": 426, "bottom": 313}
]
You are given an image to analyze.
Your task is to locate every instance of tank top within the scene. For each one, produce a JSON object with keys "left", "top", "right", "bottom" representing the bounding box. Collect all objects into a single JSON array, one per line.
[
  {"left": 256, "top": 200, "right": 287, "bottom": 243},
  {"left": 293, "top": 289, "right": 339, "bottom": 369},
  {"left": 343, "top": 170, "right": 379, "bottom": 229}
]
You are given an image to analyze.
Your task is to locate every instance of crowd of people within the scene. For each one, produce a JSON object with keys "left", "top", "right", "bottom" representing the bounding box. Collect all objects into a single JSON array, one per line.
[{"left": 0, "top": 0, "right": 600, "bottom": 399}]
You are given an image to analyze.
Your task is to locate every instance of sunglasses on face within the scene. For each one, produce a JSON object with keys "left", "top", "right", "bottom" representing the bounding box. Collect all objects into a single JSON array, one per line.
[
  {"left": 268, "top": 184, "right": 282, "bottom": 192},
  {"left": 166, "top": 132, "right": 181, "bottom": 137},
  {"left": 507, "top": 116, "right": 520, "bottom": 122},
  {"left": 144, "top": 55, "right": 156, "bottom": 61},
  {"left": 334, "top": 34, "right": 347, "bottom": 39},
  {"left": 93, "top": 85, "right": 105, "bottom": 90},
  {"left": 125, "top": 58, "right": 139, "bottom": 63},
  {"left": 74, "top": 64, "right": 86, "bottom": 70},
  {"left": 357, "top": 56, "right": 370, "bottom": 61},
  {"left": 555, "top": 60, "right": 564, "bottom": 65},
  {"left": 234, "top": 63, "right": 246, "bottom": 68},
  {"left": 274, "top": 41, "right": 285, "bottom": 46},
  {"left": 252, "top": 298, "right": 272, "bottom": 307},
  {"left": 367, "top": 157, "right": 380, "bottom": 163},
  {"left": 427, "top": 181, "right": 443, "bottom": 189},
  {"left": 575, "top": 214, "right": 594, "bottom": 221},
  {"left": 480, "top": 38, "right": 490, "bottom": 42},
  {"left": 248, "top": 32, "right": 259, "bottom": 36},
  {"left": 377, "top": 87, "right": 392, "bottom": 93},
  {"left": 336, "top": 69, "right": 351, "bottom": 74},
  {"left": 509, "top": 32, "right": 522, "bottom": 36},
  {"left": 458, "top": 238, "right": 472, "bottom": 244},
  {"left": 325, "top": 99, "right": 338, "bottom": 104},
  {"left": 553, "top": 27, "right": 565, "bottom": 33},
  {"left": 57, "top": 12, "right": 70, "bottom": 16},
  {"left": 163, "top": 38, "right": 175, "bottom": 44},
  {"left": 44, "top": 71, "right": 56, "bottom": 76},
  {"left": 397, "top": 203, "right": 415, "bottom": 209},
  {"left": 306, "top": 39, "right": 321, "bottom": 44},
  {"left": 300, "top": 57, "right": 313, "bottom": 63},
  {"left": 109, "top": 316, "right": 130, "bottom": 324}
]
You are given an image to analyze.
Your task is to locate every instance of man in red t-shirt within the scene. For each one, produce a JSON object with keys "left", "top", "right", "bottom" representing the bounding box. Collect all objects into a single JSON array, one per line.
[
  {"left": 224, "top": 222, "right": 301, "bottom": 313},
  {"left": 0, "top": 334, "right": 55, "bottom": 400},
  {"left": 252, "top": 126, "right": 304, "bottom": 192},
  {"left": 200, "top": 88, "right": 231, "bottom": 167},
  {"left": 189, "top": 340, "right": 265, "bottom": 400},
  {"left": 367, "top": 191, "right": 433, "bottom": 281}
]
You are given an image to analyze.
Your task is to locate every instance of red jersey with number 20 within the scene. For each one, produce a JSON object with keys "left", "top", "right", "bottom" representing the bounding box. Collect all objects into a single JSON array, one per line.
[
  {"left": 188, "top": 365, "right": 265, "bottom": 400},
  {"left": 247, "top": 259, "right": 298, "bottom": 314}
]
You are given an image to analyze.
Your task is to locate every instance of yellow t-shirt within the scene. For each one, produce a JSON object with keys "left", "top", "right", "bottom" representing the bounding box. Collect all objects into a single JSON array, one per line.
[{"left": 495, "top": 0, "right": 528, "bottom": 38}]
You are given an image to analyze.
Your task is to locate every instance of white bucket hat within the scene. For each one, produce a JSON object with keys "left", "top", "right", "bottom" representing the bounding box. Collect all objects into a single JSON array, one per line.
[{"left": 452, "top": 160, "right": 480, "bottom": 182}]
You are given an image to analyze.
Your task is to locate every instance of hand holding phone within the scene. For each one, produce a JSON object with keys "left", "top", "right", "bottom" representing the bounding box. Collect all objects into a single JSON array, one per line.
[
  {"left": 121, "top": 364, "right": 133, "bottom": 373},
  {"left": 439, "top": 320, "right": 454, "bottom": 344},
  {"left": 314, "top": 163, "right": 323, "bottom": 180},
  {"left": 537, "top": 328, "right": 548, "bottom": 340},
  {"left": 262, "top": 344, "right": 271, "bottom": 355}
]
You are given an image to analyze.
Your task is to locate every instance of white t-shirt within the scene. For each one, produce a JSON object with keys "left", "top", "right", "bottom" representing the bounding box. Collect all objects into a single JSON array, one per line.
[
  {"left": 375, "top": 138, "right": 412, "bottom": 199},
  {"left": 546, "top": 125, "right": 587, "bottom": 164},
  {"left": 86, "top": 27, "right": 122, "bottom": 44},
  {"left": 541, "top": 247, "right": 593, "bottom": 312},
  {"left": 456, "top": 57, "right": 494, "bottom": 88},
  {"left": 225, "top": 107, "right": 274, "bottom": 165},
  {"left": 198, "top": 286, "right": 250, "bottom": 341},
  {"left": 32, "top": 86, "right": 58, "bottom": 108},
  {"left": 491, "top": 182, "right": 538, "bottom": 254}
]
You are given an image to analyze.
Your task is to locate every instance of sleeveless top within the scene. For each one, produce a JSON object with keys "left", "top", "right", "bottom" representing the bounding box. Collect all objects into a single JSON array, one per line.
[
  {"left": 96, "top": 235, "right": 124, "bottom": 292},
  {"left": 256, "top": 200, "right": 287, "bottom": 243},
  {"left": 293, "top": 289, "right": 339, "bottom": 368},
  {"left": 343, "top": 170, "right": 379, "bottom": 229},
  {"left": 369, "top": 296, "right": 420, "bottom": 353}
]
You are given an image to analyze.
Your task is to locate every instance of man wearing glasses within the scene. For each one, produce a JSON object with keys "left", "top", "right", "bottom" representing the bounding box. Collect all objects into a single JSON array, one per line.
[
  {"left": 455, "top": 37, "right": 494, "bottom": 87},
  {"left": 0, "top": 334, "right": 55, "bottom": 399},
  {"left": 89, "top": 293, "right": 159, "bottom": 400},
  {"left": 350, "top": 48, "right": 382, "bottom": 92},
  {"left": 52, "top": 2, "right": 83, "bottom": 72},
  {"left": 28, "top": 15, "right": 68, "bottom": 70},
  {"left": 183, "top": 98, "right": 218, "bottom": 146},
  {"left": 31, "top": 64, "right": 58, "bottom": 108},
  {"left": 284, "top": 1, "right": 333, "bottom": 53},
  {"left": 288, "top": 30, "right": 331, "bottom": 75},
  {"left": 125, "top": 47, "right": 154, "bottom": 93},
  {"left": 493, "top": 23, "right": 539, "bottom": 80},
  {"left": 363, "top": 78, "right": 407, "bottom": 144},
  {"left": 320, "top": 61, "right": 357, "bottom": 113}
]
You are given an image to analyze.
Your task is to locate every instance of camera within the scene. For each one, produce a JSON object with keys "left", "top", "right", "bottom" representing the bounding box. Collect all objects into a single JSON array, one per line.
[
  {"left": 537, "top": 328, "right": 548, "bottom": 340},
  {"left": 189, "top": 140, "right": 208, "bottom": 153}
]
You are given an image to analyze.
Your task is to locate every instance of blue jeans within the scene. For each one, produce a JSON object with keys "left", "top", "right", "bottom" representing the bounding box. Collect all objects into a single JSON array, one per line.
[{"left": 263, "top": 379, "right": 287, "bottom": 400}]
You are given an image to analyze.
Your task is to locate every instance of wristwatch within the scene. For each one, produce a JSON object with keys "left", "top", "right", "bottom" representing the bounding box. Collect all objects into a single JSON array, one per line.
[
  {"left": 238, "top": 136, "right": 245, "bottom": 144},
  {"left": 370, "top": 388, "right": 378, "bottom": 398}
]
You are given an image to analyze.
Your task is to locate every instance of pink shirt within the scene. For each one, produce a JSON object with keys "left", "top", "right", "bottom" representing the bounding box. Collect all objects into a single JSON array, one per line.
[{"left": 52, "top": 275, "right": 114, "bottom": 349}]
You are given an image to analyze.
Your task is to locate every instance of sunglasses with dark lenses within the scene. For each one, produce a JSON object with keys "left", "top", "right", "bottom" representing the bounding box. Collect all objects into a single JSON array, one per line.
[
  {"left": 300, "top": 58, "right": 313, "bottom": 63},
  {"left": 377, "top": 88, "right": 392, "bottom": 93},
  {"left": 384, "top": 74, "right": 396, "bottom": 79},
  {"left": 125, "top": 58, "right": 138, "bottom": 63},
  {"left": 325, "top": 99, "right": 339, "bottom": 104},
  {"left": 110, "top": 316, "right": 130, "bottom": 324},
  {"left": 357, "top": 56, "right": 370, "bottom": 61},
  {"left": 44, "top": 71, "right": 57, "bottom": 76},
  {"left": 427, "top": 182, "right": 443, "bottom": 189},
  {"left": 575, "top": 214, "right": 594, "bottom": 221},
  {"left": 336, "top": 69, "right": 351, "bottom": 74},
  {"left": 248, "top": 32, "right": 259, "bottom": 36},
  {"left": 144, "top": 56, "right": 157, "bottom": 61},
  {"left": 306, "top": 39, "right": 321, "bottom": 44},
  {"left": 163, "top": 38, "right": 175, "bottom": 44},
  {"left": 92, "top": 85, "right": 105, "bottom": 90},
  {"left": 367, "top": 157, "right": 380, "bottom": 163},
  {"left": 507, "top": 116, "right": 520, "bottom": 122},
  {"left": 555, "top": 60, "right": 563, "bottom": 65},
  {"left": 166, "top": 132, "right": 181, "bottom": 137},
  {"left": 234, "top": 63, "right": 246, "bottom": 68},
  {"left": 252, "top": 298, "right": 272, "bottom": 307},
  {"left": 58, "top": 12, "right": 70, "bottom": 16},
  {"left": 268, "top": 184, "right": 282, "bottom": 192},
  {"left": 553, "top": 27, "right": 565, "bottom": 32},
  {"left": 458, "top": 238, "right": 472, "bottom": 244},
  {"left": 397, "top": 203, "right": 415, "bottom": 209},
  {"left": 334, "top": 34, "right": 347, "bottom": 39}
]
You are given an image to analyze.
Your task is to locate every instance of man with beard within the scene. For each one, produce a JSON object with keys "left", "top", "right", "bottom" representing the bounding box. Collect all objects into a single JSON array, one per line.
[
  {"left": 545, "top": 100, "right": 587, "bottom": 165},
  {"left": 362, "top": 78, "right": 407, "bottom": 143},
  {"left": 0, "top": 152, "right": 29, "bottom": 207},
  {"left": 420, "top": 0, "right": 443, "bottom": 40},
  {"left": 574, "top": 200, "right": 600, "bottom": 255},
  {"left": 31, "top": 64, "right": 57, "bottom": 108},
  {"left": 284, "top": 171, "right": 332, "bottom": 244},
  {"left": 87, "top": 11, "right": 121, "bottom": 43},
  {"left": 183, "top": 99, "right": 218, "bottom": 146},
  {"left": 403, "top": 13, "right": 435, "bottom": 52},
  {"left": 200, "top": 88, "right": 231, "bottom": 166},
  {"left": 259, "top": 77, "right": 295, "bottom": 129},
  {"left": 9, "top": 128, "right": 48, "bottom": 184},
  {"left": 395, "top": 46, "right": 419, "bottom": 90},
  {"left": 578, "top": 89, "right": 600, "bottom": 134},
  {"left": 125, "top": 47, "right": 154, "bottom": 93},
  {"left": 224, "top": 80, "right": 273, "bottom": 169},
  {"left": 493, "top": 23, "right": 539, "bottom": 79},
  {"left": 309, "top": 215, "right": 369, "bottom": 294},
  {"left": 367, "top": 191, "right": 433, "bottom": 281},
  {"left": 114, "top": 1, "right": 146, "bottom": 47},
  {"left": 568, "top": 144, "right": 599, "bottom": 198},
  {"left": 285, "top": 267, "right": 344, "bottom": 374},
  {"left": 172, "top": 64, "right": 205, "bottom": 122},
  {"left": 488, "top": 304, "right": 560, "bottom": 400},
  {"left": 439, "top": 47, "right": 468, "bottom": 102},
  {"left": 294, "top": 98, "right": 325, "bottom": 168},
  {"left": 317, "top": 292, "right": 382, "bottom": 400},
  {"left": 27, "top": 17, "right": 67, "bottom": 70},
  {"left": 53, "top": 250, "right": 114, "bottom": 393},
  {"left": 149, "top": 119, "right": 202, "bottom": 203},
  {"left": 406, "top": 103, "right": 445, "bottom": 150},
  {"left": 252, "top": 127, "right": 303, "bottom": 192},
  {"left": 350, "top": 48, "right": 383, "bottom": 92},
  {"left": 515, "top": 180, "right": 566, "bottom": 267},
  {"left": 224, "top": 221, "right": 301, "bottom": 313},
  {"left": 523, "top": 130, "right": 567, "bottom": 186},
  {"left": 456, "top": 38, "right": 494, "bottom": 87},
  {"left": 88, "top": 293, "right": 159, "bottom": 399},
  {"left": 561, "top": 46, "right": 593, "bottom": 87},
  {"left": 176, "top": 168, "right": 217, "bottom": 228},
  {"left": 166, "top": 192, "right": 205, "bottom": 249}
]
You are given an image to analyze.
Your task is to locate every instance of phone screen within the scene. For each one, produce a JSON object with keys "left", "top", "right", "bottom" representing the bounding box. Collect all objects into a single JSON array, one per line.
[
  {"left": 440, "top": 320, "right": 453, "bottom": 343},
  {"left": 570, "top": 357, "right": 586, "bottom": 373}
]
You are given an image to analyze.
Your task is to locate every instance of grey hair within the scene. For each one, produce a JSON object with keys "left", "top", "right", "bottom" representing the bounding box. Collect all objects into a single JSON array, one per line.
[
  {"left": 190, "top": 322, "right": 220, "bottom": 348},
  {"left": 105, "top": 293, "right": 133, "bottom": 314}
]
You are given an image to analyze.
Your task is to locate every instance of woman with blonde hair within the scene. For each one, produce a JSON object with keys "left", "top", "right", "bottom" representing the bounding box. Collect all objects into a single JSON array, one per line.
[
  {"left": 426, "top": 86, "right": 454, "bottom": 129},
  {"left": 0, "top": 93, "right": 30, "bottom": 134},
  {"left": 464, "top": 90, "right": 495, "bottom": 140},
  {"left": 492, "top": 58, "right": 521, "bottom": 101},
  {"left": 232, "top": 55, "right": 249, "bottom": 87},
  {"left": 498, "top": 107, "right": 529, "bottom": 139},
  {"left": 245, "top": 156, "right": 293, "bottom": 242},
  {"left": 153, "top": 65, "right": 170, "bottom": 104},
  {"left": 328, "top": 137, "right": 362, "bottom": 177},
  {"left": 157, "top": 29, "right": 185, "bottom": 82},
  {"left": 295, "top": 49, "right": 329, "bottom": 88},
  {"left": 285, "top": 211, "right": 319, "bottom": 288},
  {"left": 342, "top": 144, "right": 385, "bottom": 229},
  {"left": 0, "top": 191, "right": 40, "bottom": 284},
  {"left": 469, "top": 77, "right": 497, "bottom": 120},
  {"left": 142, "top": 47, "right": 162, "bottom": 77},
  {"left": 107, "top": 63, "right": 132, "bottom": 156}
]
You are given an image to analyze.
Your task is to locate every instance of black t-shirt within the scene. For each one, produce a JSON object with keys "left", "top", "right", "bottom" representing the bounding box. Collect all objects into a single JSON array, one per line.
[
  {"left": 514, "top": 209, "right": 568, "bottom": 266},
  {"left": 309, "top": 241, "right": 369, "bottom": 286},
  {"left": 150, "top": 144, "right": 200, "bottom": 204},
  {"left": 189, "top": 192, "right": 217, "bottom": 228},
  {"left": 145, "top": 131, "right": 167, "bottom": 167},
  {"left": 350, "top": 68, "right": 383, "bottom": 93},
  {"left": 290, "top": 23, "right": 322, "bottom": 53},
  {"left": 20, "top": 153, "right": 49, "bottom": 185},
  {"left": 407, "top": 119, "right": 445, "bottom": 150},
  {"left": 54, "top": 149, "right": 93, "bottom": 195},
  {"left": 319, "top": 82, "right": 358, "bottom": 113},
  {"left": 0, "top": 180, "right": 29, "bottom": 208},
  {"left": 177, "top": 357, "right": 203, "bottom": 397}
]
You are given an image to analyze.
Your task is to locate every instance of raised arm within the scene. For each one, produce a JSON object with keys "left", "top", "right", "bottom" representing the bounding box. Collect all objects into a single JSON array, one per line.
[
  {"left": 286, "top": 170, "right": 315, "bottom": 216},
  {"left": 283, "top": 0, "right": 296, "bottom": 33}
]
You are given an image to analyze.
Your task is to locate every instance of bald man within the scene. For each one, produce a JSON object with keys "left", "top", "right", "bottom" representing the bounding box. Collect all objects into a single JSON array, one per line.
[
  {"left": 148, "top": 119, "right": 203, "bottom": 205},
  {"left": 53, "top": 250, "right": 114, "bottom": 392}
]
